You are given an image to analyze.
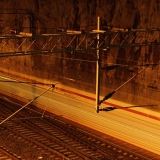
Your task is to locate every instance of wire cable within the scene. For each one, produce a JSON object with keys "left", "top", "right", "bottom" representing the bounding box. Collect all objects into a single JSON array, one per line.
[{"left": 0, "top": 83, "right": 57, "bottom": 125}]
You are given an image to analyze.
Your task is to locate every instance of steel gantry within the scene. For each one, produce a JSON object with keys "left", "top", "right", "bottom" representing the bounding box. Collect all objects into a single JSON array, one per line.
[
  {"left": 0, "top": 27, "right": 160, "bottom": 57},
  {"left": 0, "top": 18, "right": 160, "bottom": 112}
]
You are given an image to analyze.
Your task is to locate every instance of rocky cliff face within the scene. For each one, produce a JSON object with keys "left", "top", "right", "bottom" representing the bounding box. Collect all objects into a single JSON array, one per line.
[
  {"left": 2, "top": 0, "right": 160, "bottom": 32},
  {"left": 0, "top": 0, "right": 160, "bottom": 109}
]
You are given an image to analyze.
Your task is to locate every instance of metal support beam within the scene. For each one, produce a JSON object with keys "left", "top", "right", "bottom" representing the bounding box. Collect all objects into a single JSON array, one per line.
[
  {"left": 0, "top": 28, "right": 160, "bottom": 57},
  {"left": 95, "top": 16, "right": 100, "bottom": 113}
]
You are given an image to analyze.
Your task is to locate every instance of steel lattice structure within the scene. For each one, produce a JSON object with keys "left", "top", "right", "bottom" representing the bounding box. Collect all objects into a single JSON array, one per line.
[{"left": 0, "top": 28, "right": 160, "bottom": 57}]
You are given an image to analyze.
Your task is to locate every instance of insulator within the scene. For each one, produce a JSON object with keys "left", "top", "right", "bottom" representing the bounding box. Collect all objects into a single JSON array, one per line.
[
  {"left": 57, "top": 27, "right": 67, "bottom": 32},
  {"left": 10, "top": 29, "right": 19, "bottom": 34}
]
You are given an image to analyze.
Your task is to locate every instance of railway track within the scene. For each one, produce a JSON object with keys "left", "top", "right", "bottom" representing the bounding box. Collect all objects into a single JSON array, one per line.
[
  {"left": 0, "top": 96, "right": 155, "bottom": 160},
  {"left": 0, "top": 146, "right": 21, "bottom": 160}
]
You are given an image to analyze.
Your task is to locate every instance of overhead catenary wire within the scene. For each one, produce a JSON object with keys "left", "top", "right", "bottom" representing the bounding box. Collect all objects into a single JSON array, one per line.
[
  {"left": 0, "top": 51, "right": 153, "bottom": 67},
  {"left": 99, "top": 65, "right": 149, "bottom": 106},
  {"left": 0, "top": 80, "right": 55, "bottom": 86},
  {"left": 0, "top": 83, "right": 57, "bottom": 125},
  {"left": 99, "top": 104, "right": 157, "bottom": 112}
]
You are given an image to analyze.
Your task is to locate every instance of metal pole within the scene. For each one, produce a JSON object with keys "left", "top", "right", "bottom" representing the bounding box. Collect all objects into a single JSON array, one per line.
[{"left": 96, "top": 16, "right": 100, "bottom": 113}]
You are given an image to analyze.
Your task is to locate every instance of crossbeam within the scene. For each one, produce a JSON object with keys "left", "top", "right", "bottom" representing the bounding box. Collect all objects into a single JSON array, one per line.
[{"left": 0, "top": 28, "right": 160, "bottom": 57}]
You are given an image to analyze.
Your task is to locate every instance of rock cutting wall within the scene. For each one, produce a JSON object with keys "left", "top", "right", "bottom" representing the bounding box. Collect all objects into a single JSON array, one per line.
[{"left": 0, "top": 0, "right": 160, "bottom": 109}]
